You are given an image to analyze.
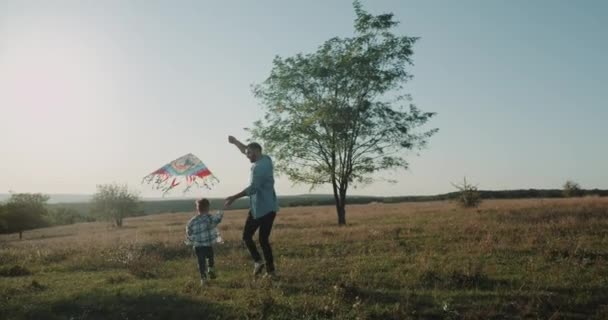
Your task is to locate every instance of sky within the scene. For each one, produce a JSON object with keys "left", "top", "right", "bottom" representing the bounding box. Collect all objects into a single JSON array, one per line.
[{"left": 0, "top": 0, "right": 606, "bottom": 199}]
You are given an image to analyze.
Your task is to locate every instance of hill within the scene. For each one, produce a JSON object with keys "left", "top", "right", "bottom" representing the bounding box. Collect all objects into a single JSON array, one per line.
[{"left": 1, "top": 198, "right": 607, "bottom": 319}]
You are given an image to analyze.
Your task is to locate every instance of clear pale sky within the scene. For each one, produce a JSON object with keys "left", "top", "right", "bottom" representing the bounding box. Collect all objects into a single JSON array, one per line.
[{"left": 1, "top": 0, "right": 606, "bottom": 199}]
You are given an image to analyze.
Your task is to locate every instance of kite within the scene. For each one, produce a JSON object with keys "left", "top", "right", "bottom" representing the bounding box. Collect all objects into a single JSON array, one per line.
[{"left": 142, "top": 153, "right": 219, "bottom": 195}]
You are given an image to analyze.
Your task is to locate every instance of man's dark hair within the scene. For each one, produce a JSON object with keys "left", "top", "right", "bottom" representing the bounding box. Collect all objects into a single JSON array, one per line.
[
  {"left": 247, "top": 142, "right": 263, "bottom": 153},
  {"left": 196, "top": 198, "right": 210, "bottom": 210}
]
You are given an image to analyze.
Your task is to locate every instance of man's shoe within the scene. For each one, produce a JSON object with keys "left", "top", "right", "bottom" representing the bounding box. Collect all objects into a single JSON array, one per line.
[{"left": 253, "top": 261, "right": 265, "bottom": 276}]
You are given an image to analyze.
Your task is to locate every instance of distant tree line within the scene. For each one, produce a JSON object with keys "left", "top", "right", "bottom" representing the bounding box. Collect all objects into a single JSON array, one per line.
[
  {"left": 0, "top": 183, "right": 141, "bottom": 239},
  {"left": 2, "top": 185, "right": 607, "bottom": 238},
  {"left": 48, "top": 187, "right": 608, "bottom": 216}
]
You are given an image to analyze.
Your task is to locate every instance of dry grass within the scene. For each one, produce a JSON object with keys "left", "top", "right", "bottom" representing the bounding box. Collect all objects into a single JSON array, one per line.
[{"left": 1, "top": 197, "right": 607, "bottom": 319}]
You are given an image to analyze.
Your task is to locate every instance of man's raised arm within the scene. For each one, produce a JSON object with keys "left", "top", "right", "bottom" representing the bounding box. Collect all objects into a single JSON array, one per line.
[{"left": 228, "top": 135, "right": 247, "bottom": 155}]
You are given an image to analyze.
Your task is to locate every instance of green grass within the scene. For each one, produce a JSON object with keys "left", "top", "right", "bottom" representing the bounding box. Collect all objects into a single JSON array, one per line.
[{"left": 1, "top": 198, "right": 608, "bottom": 319}]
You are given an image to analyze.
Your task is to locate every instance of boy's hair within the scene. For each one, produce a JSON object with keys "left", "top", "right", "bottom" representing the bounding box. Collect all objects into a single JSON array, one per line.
[
  {"left": 246, "top": 142, "right": 262, "bottom": 153},
  {"left": 196, "top": 198, "right": 210, "bottom": 212}
]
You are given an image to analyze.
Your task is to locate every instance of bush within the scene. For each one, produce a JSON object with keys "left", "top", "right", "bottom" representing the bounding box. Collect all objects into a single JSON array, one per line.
[
  {"left": 105, "top": 244, "right": 166, "bottom": 279},
  {"left": 127, "top": 253, "right": 163, "bottom": 279},
  {"left": 452, "top": 177, "right": 482, "bottom": 208},
  {"left": 47, "top": 207, "right": 85, "bottom": 226},
  {"left": 563, "top": 180, "right": 583, "bottom": 197}
]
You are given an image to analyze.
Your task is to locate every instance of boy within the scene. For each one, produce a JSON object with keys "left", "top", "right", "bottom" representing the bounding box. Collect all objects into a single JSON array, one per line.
[{"left": 186, "top": 198, "right": 224, "bottom": 285}]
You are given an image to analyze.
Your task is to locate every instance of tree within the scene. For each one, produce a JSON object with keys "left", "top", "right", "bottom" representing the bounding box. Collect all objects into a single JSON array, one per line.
[
  {"left": 0, "top": 193, "right": 50, "bottom": 239},
  {"left": 562, "top": 180, "right": 582, "bottom": 198},
  {"left": 452, "top": 177, "right": 482, "bottom": 208},
  {"left": 47, "top": 207, "right": 84, "bottom": 226},
  {"left": 0, "top": 204, "right": 7, "bottom": 233},
  {"left": 250, "top": 1, "right": 437, "bottom": 225},
  {"left": 92, "top": 184, "right": 140, "bottom": 227}
]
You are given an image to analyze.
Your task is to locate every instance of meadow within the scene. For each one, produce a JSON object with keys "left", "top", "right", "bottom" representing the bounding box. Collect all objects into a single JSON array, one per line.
[{"left": 1, "top": 197, "right": 607, "bottom": 319}]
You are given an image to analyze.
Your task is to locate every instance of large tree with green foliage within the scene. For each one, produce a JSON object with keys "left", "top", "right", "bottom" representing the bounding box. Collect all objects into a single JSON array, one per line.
[
  {"left": 0, "top": 193, "right": 50, "bottom": 239},
  {"left": 250, "top": 1, "right": 437, "bottom": 224},
  {"left": 92, "top": 184, "right": 140, "bottom": 227}
]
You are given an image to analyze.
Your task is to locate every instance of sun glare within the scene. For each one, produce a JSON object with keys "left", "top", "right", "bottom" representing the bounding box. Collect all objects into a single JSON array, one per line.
[{"left": 1, "top": 27, "right": 109, "bottom": 113}]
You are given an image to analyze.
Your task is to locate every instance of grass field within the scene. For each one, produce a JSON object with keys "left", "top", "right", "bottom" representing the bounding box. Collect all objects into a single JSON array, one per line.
[{"left": 1, "top": 197, "right": 607, "bottom": 319}]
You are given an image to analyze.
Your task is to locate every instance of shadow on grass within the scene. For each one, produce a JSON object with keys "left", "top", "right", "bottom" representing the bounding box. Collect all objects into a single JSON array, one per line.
[
  {"left": 541, "top": 286, "right": 608, "bottom": 318},
  {"left": 10, "top": 291, "right": 236, "bottom": 320},
  {"left": 442, "top": 285, "right": 608, "bottom": 319},
  {"left": 252, "top": 281, "right": 443, "bottom": 320},
  {"left": 279, "top": 281, "right": 438, "bottom": 311},
  {"left": 417, "top": 269, "right": 511, "bottom": 291}
]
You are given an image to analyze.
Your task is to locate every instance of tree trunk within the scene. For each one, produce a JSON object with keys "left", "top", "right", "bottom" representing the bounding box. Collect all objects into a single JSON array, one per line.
[
  {"left": 19, "top": 231, "right": 22, "bottom": 240},
  {"left": 332, "top": 180, "right": 348, "bottom": 225},
  {"left": 337, "top": 203, "right": 346, "bottom": 225},
  {"left": 115, "top": 217, "right": 123, "bottom": 227},
  {"left": 338, "top": 186, "right": 347, "bottom": 225},
  {"left": 332, "top": 179, "right": 347, "bottom": 225}
]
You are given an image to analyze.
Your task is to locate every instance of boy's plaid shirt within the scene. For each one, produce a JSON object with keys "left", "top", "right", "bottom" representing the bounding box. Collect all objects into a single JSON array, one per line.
[{"left": 186, "top": 210, "right": 224, "bottom": 247}]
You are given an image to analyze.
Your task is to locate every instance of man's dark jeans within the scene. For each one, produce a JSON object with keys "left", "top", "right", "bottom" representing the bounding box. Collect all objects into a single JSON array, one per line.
[
  {"left": 194, "top": 246, "right": 214, "bottom": 279},
  {"left": 243, "top": 211, "right": 276, "bottom": 272}
]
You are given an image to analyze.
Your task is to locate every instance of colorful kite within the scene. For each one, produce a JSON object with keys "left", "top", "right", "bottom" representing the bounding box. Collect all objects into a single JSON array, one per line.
[{"left": 142, "top": 153, "right": 219, "bottom": 195}]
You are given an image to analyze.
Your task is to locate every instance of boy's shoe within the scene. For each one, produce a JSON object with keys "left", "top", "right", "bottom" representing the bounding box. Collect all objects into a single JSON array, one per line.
[
  {"left": 208, "top": 267, "right": 217, "bottom": 279},
  {"left": 253, "top": 261, "right": 265, "bottom": 276},
  {"left": 263, "top": 271, "right": 278, "bottom": 280}
]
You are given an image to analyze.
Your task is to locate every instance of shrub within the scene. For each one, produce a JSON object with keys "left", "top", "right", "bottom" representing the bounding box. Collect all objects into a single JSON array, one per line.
[
  {"left": 452, "top": 177, "right": 482, "bottom": 208},
  {"left": 563, "top": 180, "right": 583, "bottom": 197}
]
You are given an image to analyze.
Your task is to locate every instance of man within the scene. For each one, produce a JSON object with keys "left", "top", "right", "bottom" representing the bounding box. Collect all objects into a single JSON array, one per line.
[{"left": 225, "top": 136, "right": 279, "bottom": 278}]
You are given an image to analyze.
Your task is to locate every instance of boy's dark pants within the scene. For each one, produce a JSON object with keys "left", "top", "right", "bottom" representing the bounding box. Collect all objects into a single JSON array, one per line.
[
  {"left": 243, "top": 211, "right": 276, "bottom": 272},
  {"left": 194, "top": 246, "right": 214, "bottom": 279}
]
